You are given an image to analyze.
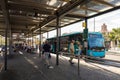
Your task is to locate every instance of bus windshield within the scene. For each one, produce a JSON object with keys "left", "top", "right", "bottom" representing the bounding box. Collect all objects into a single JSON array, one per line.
[
  {"left": 89, "top": 34, "right": 102, "bottom": 38},
  {"left": 88, "top": 34, "right": 104, "bottom": 48}
]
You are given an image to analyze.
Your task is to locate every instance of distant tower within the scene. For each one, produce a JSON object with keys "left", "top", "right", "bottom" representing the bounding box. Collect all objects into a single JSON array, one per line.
[{"left": 101, "top": 23, "right": 108, "bottom": 33}]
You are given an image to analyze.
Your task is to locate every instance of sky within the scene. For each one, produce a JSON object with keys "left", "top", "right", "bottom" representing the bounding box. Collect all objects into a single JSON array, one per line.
[{"left": 43, "top": 9, "right": 120, "bottom": 38}]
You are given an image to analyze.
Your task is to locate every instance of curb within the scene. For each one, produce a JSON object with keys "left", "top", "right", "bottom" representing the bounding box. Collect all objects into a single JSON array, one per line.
[{"left": 107, "top": 51, "right": 120, "bottom": 54}]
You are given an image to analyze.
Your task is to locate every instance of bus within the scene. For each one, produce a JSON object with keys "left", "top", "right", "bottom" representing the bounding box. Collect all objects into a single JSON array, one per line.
[
  {"left": 87, "top": 32, "right": 105, "bottom": 57},
  {"left": 47, "top": 32, "right": 106, "bottom": 58}
]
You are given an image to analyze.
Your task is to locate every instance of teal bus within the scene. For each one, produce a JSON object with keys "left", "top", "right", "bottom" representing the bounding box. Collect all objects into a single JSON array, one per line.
[{"left": 47, "top": 32, "right": 105, "bottom": 58}]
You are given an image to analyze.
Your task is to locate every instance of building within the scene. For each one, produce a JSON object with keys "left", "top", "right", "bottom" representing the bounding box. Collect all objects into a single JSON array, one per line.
[{"left": 101, "top": 23, "right": 108, "bottom": 33}]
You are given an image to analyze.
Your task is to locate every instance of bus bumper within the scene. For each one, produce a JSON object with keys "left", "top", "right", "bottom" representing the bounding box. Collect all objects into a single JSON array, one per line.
[{"left": 88, "top": 50, "right": 105, "bottom": 57}]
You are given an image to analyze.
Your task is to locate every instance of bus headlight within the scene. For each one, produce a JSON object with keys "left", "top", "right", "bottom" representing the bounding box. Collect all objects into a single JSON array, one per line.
[
  {"left": 92, "top": 49, "right": 95, "bottom": 51},
  {"left": 101, "top": 49, "right": 104, "bottom": 51}
]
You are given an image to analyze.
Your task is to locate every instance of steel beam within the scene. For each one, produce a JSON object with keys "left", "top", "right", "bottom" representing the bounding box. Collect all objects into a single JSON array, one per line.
[
  {"left": 11, "top": 29, "right": 29, "bottom": 31},
  {"left": 65, "top": 14, "right": 85, "bottom": 18},
  {"left": 8, "top": 3, "right": 54, "bottom": 15},
  {"left": 10, "top": 20, "right": 39, "bottom": 26},
  {"left": 61, "top": 19, "right": 83, "bottom": 27},
  {"left": 9, "top": 0, "right": 57, "bottom": 9},
  {"left": 10, "top": 15, "right": 44, "bottom": 22},
  {"left": 10, "top": 18, "right": 41, "bottom": 23},
  {"left": 87, "top": 5, "right": 120, "bottom": 19},
  {"left": 57, "top": 0, "right": 90, "bottom": 16},
  {"left": 32, "top": 0, "right": 89, "bottom": 33},
  {"left": 80, "top": 6, "right": 99, "bottom": 12},
  {"left": 10, "top": 14, "right": 47, "bottom": 19},
  {"left": 32, "top": 15, "right": 56, "bottom": 32},
  {"left": 92, "top": 0, "right": 115, "bottom": 7},
  {"left": 46, "top": 25, "right": 57, "bottom": 28}
]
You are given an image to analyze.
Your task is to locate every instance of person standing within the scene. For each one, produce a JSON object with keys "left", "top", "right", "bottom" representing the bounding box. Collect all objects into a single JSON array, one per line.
[
  {"left": 43, "top": 40, "right": 53, "bottom": 69},
  {"left": 69, "top": 40, "right": 75, "bottom": 64}
]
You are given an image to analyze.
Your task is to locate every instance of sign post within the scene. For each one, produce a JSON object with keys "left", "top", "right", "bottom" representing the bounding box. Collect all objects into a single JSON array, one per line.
[{"left": 82, "top": 19, "right": 88, "bottom": 55}]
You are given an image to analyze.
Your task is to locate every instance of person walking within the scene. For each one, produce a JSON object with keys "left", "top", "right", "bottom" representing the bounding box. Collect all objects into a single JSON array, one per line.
[
  {"left": 41, "top": 42, "right": 45, "bottom": 55},
  {"left": 43, "top": 40, "right": 53, "bottom": 69},
  {"left": 69, "top": 40, "right": 75, "bottom": 64},
  {"left": 77, "top": 41, "right": 82, "bottom": 56}
]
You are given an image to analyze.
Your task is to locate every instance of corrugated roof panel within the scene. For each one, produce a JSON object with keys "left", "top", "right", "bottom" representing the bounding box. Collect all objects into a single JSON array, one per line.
[
  {"left": 104, "top": 0, "right": 120, "bottom": 5},
  {"left": 87, "top": 1, "right": 111, "bottom": 11}
]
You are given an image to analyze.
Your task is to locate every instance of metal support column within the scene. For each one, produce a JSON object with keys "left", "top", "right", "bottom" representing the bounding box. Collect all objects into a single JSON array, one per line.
[
  {"left": 94, "top": 17, "right": 95, "bottom": 32},
  {"left": 29, "top": 35, "right": 30, "bottom": 46},
  {"left": 25, "top": 34, "right": 27, "bottom": 44},
  {"left": 39, "top": 27, "right": 41, "bottom": 57},
  {"left": 4, "top": 21, "right": 8, "bottom": 71},
  {"left": 32, "top": 32, "right": 33, "bottom": 47},
  {"left": 29, "top": 35, "right": 31, "bottom": 46},
  {"left": 28, "top": 34, "right": 31, "bottom": 46},
  {"left": 56, "top": 12, "right": 61, "bottom": 65},
  {"left": 1, "top": 0, "right": 10, "bottom": 71},
  {"left": 47, "top": 32, "right": 49, "bottom": 39},
  {"left": 0, "top": 35, "right": 2, "bottom": 45},
  {"left": 83, "top": 4, "right": 88, "bottom": 55},
  {"left": 27, "top": 35, "right": 29, "bottom": 46},
  {"left": 85, "top": 18, "right": 88, "bottom": 35},
  {"left": 9, "top": 25, "right": 12, "bottom": 55},
  {"left": 83, "top": 18, "right": 88, "bottom": 55},
  {"left": 78, "top": 55, "right": 80, "bottom": 76}
]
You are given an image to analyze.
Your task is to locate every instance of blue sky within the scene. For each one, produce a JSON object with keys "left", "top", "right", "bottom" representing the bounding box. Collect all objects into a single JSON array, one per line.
[{"left": 43, "top": 9, "right": 120, "bottom": 38}]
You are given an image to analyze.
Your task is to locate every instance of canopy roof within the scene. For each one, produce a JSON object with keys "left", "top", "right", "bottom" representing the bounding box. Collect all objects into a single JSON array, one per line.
[{"left": 0, "top": 0, "right": 120, "bottom": 37}]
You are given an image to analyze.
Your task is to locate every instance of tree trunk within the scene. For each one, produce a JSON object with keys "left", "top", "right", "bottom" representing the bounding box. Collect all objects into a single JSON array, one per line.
[
  {"left": 111, "top": 41, "right": 115, "bottom": 50},
  {"left": 117, "top": 40, "right": 119, "bottom": 47}
]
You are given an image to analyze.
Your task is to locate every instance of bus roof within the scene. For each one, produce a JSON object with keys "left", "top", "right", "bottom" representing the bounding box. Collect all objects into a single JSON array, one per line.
[
  {"left": 47, "top": 32, "right": 102, "bottom": 39},
  {"left": 62, "top": 32, "right": 82, "bottom": 37}
]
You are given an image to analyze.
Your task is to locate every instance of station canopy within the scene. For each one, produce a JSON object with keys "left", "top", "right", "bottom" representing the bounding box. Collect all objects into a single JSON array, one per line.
[{"left": 0, "top": 0, "right": 120, "bottom": 37}]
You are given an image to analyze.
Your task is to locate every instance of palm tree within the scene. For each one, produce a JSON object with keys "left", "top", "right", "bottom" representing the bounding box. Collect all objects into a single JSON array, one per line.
[
  {"left": 108, "top": 28, "right": 120, "bottom": 48},
  {"left": 113, "top": 28, "right": 120, "bottom": 38},
  {"left": 108, "top": 32, "right": 115, "bottom": 41}
]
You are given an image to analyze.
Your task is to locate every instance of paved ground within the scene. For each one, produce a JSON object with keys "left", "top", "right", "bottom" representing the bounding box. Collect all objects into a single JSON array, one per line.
[
  {"left": 0, "top": 51, "right": 120, "bottom": 80},
  {"left": 105, "top": 51, "right": 120, "bottom": 62},
  {"left": 0, "top": 52, "right": 3, "bottom": 72}
]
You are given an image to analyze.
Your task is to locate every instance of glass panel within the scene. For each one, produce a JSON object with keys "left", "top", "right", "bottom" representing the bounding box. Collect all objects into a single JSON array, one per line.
[
  {"left": 87, "top": 1, "right": 111, "bottom": 12},
  {"left": 104, "top": 0, "right": 120, "bottom": 6},
  {"left": 89, "top": 34, "right": 102, "bottom": 38},
  {"left": 48, "top": 30, "right": 56, "bottom": 38},
  {"left": 73, "top": 9, "right": 85, "bottom": 15}
]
